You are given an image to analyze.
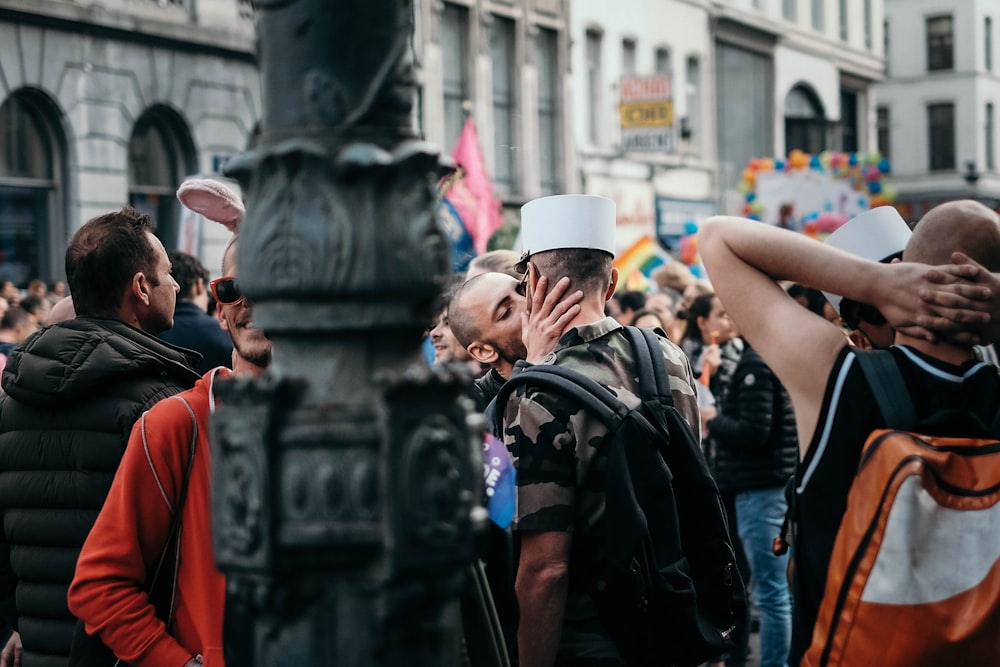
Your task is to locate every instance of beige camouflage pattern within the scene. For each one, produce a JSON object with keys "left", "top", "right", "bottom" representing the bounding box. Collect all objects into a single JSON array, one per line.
[
  {"left": 501, "top": 317, "right": 700, "bottom": 663},
  {"left": 502, "top": 316, "right": 699, "bottom": 531}
]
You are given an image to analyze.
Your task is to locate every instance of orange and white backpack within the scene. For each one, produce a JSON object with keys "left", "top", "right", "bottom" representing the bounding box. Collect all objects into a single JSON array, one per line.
[{"left": 803, "top": 350, "right": 1000, "bottom": 667}]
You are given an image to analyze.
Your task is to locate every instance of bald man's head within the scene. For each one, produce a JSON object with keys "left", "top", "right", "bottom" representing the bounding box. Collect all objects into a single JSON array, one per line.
[{"left": 904, "top": 200, "right": 1000, "bottom": 271}]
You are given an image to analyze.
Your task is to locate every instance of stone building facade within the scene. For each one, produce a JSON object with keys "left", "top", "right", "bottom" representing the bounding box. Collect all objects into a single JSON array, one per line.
[{"left": 0, "top": 0, "right": 259, "bottom": 285}]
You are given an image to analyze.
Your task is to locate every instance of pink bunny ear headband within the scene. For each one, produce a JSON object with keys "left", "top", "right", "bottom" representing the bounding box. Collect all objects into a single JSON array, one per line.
[{"left": 176, "top": 178, "right": 245, "bottom": 233}]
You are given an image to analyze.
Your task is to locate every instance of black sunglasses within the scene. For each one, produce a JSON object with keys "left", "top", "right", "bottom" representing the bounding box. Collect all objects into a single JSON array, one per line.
[
  {"left": 840, "top": 299, "right": 886, "bottom": 331},
  {"left": 515, "top": 263, "right": 532, "bottom": 297},
  {"left": 210, "top": 276, "right": 243, "bottom": 305}
]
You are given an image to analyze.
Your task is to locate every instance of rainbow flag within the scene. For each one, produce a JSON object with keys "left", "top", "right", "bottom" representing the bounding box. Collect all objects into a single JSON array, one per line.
[{"left": 614, "top": 235, "right": 671, "bottom": 287}]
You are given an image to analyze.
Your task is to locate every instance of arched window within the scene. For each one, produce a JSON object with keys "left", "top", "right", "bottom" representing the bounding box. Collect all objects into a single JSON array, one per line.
[
  {"left": 0, "top": 90, "right": 65, "bottom": 286},
  {"left": 128, "top": 107, "right": 196, "bottom": 251},
  {"left": 785, "top": 84, "right": 828, "bottom": 154}
]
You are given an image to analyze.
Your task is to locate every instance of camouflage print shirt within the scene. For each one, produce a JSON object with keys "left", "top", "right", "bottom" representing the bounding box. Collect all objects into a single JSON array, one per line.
[{"left": 502, "top": 317, "right": 700, "bottom": 662}]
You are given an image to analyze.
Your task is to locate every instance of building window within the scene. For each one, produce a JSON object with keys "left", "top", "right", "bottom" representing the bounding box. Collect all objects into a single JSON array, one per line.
[
  {"left": 785, "top": 84, "right": 827, "bottom": 154},
  {"left": 988, "top": 103, "right": 995, "bottom": 171},
  {"left": 783, "top": 0, "right": 796, "bottom": 22},
  {"left": 622, "top": 38, "right": 637, "bottom": 77},
  {"left": 987, "top": 17, "right": 993, "bottom": 71},
  {"left": 928, "top": 103, "right": 955, "bottom": 171},
  {"left": 586, "top": 29, "right": 603, "bottom": 145},
  {"left": 839, "top": 0, "right": 848, "bottom": 40},
  {"left": 655, "top": 47, "right": 671, "bottom": 75},
  {"left": 864, "top": 0, "right": 872, "bottom": 49},
  {"left": 537, "top": 29, "right": 560, "bottom": 195},
  {"left": 812, "top": 0, "right": 824, "bottom": 31},
  {"left": 441, "top": 3, "right": 470, "bottom": 151},
  {"left": 685, "top": 55, "right": 701, "bottom": 155},
  {"left": 716, "top": 42, "right": 772, "bottom": 179},
  {"left": 128, "top": 107, "right": 196, "bottom": 251},
  {"left": 490, "top": 16, "right": 516, "bottom": 195},
  {"left": 877, "top": 106, "right": 891, "bottom": 162},
  {"left": 839, "top": 90, "right": 858, "bottom": 153},
  {"left": 0, "top": 90, "right": 64, "bottom": 285},
  {"left": 884, "top": 19, "right": 890, "bottom": 74},
  {"left": 927, "top": 15, "right": 954, "bottom": 71}
]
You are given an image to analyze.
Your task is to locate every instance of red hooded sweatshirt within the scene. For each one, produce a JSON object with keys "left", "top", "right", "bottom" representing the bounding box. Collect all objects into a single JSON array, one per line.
[{"left": 69, "top": 369, "right": 228, "bottom": 667}]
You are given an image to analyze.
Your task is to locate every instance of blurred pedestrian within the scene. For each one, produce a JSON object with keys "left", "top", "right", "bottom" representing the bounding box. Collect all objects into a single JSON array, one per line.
[{"left": 159, "top": 250, "right": 234, "bottom": 373}]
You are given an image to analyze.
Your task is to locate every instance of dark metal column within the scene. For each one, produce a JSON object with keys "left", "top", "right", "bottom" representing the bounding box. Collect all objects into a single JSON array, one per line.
[{"left": 212, "top": 1, "right": 479, "bottom": 664}]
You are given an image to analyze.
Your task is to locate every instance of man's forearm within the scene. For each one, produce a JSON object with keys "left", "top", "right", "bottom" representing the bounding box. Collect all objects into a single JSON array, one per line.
[
  {"left": 516, "top": 564, "right": 569, "bottom": 667},
  {"left": 701, "top": 217, "right": 885, "bottom": 303}
]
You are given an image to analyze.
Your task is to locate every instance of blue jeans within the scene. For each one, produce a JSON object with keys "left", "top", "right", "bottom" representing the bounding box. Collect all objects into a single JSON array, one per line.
[{"left": 735, "top": 486, "right": 792, "bottom": 667}]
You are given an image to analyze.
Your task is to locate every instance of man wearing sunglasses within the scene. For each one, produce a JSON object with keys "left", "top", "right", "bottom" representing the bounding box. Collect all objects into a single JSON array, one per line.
[
  {"left": 0, "top": 207, "right": 202, "bottom": 667},
  {"left": 70, "top": 233, "right": 270, "bottom": 667}
]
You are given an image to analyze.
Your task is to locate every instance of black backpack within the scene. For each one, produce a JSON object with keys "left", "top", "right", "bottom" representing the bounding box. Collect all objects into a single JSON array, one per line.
[{"left": 495, "top": 326, "right": 748, "bottom": 666}]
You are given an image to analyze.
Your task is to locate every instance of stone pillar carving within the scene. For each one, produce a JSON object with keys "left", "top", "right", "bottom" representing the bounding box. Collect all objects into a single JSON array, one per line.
[{"left": 212, "top": 1, "right": 479, "bottom": 663}]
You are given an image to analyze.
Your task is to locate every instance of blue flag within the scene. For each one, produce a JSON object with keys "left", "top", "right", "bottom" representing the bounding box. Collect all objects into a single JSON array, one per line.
[
  {"left": 482, "top": 433, "right": 516, "bottom": 528},
  {"left": 440, "top": 196, "right": 476, "bottom": 273}
]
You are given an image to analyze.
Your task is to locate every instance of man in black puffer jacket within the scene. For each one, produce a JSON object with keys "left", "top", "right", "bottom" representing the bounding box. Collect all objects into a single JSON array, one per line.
[
  {"left": 0, "top": 207, "right": 201, "bottom": 667},
  {"left": 708, "top": 343, "right": 798, "bottom": 667}
]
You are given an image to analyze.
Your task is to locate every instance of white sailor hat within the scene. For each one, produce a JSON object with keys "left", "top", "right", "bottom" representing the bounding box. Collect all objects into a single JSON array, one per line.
[
  {"left": 516, "top": 194, "right": 616, "bottom": 272},
  {"left": 822, "top": 206, "right": 911, "bottom": 314}
]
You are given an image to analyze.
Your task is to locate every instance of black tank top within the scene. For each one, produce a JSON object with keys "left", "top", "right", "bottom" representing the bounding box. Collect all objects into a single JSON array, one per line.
[{"left": 791, "top": 345, "right": 1000, "bottom": 663}]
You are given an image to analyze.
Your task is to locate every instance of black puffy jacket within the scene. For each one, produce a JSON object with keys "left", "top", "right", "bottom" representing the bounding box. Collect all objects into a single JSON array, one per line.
[
  {"left": 0, "top": 317, "right": 200, "bottom": 667},
  {"left": 708, "top": 344, "right": 798, "bottom": 494}
]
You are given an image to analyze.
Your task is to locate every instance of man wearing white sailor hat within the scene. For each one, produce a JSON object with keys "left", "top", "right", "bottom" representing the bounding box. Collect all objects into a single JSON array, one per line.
[
  {"left": 501, "top": 194, "right": 704, "bottom": 666},
  {"left": 822, "top": 206, "right": 912, "bottom": 349}
]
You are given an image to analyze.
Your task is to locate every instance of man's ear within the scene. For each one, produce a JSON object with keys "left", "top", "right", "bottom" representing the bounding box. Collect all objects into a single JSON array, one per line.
[
  {"left": 467, "top": 340, "right": 499, "bottom": 366},
  {"left": 216, "top": 302, "right": 231, "bottom": 331},
  {"left": 193, "top": 277, "right": 207, "bottom": 298},
  {"left": 132, "top": 272, "right": 151, "bottom": 306},
  {"left": 605, "top": 267, "right": 620, "bottom": 301}
]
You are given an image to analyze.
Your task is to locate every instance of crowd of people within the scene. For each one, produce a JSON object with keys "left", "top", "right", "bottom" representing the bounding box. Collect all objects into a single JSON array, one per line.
[{"left": 0, "top": 183, "right": 996, "bottom": 667}]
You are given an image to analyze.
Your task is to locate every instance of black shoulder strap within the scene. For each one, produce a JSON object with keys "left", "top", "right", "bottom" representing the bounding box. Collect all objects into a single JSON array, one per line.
[
  {"left": 493, "top": 364, "right": 630, "bottom": 436},
  {"left": 625, "top": 327, "right": 674, "bottom": 405},
  {"left": 854, "top": 349, "right": 917, "bottom": 430}
]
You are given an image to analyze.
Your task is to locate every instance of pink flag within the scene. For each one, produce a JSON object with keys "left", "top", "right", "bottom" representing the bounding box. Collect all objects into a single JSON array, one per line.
[{"left": 450, "top": 118, "right": 504, "bottom": 254}]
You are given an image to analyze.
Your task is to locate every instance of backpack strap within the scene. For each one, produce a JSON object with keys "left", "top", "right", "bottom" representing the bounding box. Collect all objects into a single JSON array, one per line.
[
  {"left": 493, "top": 364, "right": 629, "bottom": 437},
  {"left": 854, "top": 349, "right": 917, "bottom": 430}
]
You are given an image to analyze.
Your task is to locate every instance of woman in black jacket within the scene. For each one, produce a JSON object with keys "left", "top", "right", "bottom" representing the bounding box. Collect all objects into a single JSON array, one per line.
[{"left": 708, "top": 343, "right": 798, "bottom": 667}]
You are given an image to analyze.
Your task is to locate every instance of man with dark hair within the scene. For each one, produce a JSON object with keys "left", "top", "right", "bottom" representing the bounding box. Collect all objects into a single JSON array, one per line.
[
  {"left": 18, "top": 296, "right": 46, "bottom": 329},
  {"left": 0, "top": 307, "right": 33, "bottom": 366},
  {"left": 160, "top": 250, "right": 234, "bottom": 373},
  {"left": 0, "top": 206, "right": 201, "bottom": 666},
  {"left": 71, "top": 232, "right": 268, "bottom": 667},
  {"left": 615, "top": 289, "right": 647, "bottom": 325},
  {"left": 500, "top": 195, "right": 700, "bottom": 666}
]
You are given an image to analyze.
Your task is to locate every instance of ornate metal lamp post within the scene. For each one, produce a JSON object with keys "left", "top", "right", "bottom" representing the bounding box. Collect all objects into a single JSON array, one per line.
[{"left": 212, "top": 1, "right": 480, "bottom": 663}]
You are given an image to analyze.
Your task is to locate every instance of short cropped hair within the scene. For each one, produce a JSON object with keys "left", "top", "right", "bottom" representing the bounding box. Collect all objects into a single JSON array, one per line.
[
  {"left": 0, "top": 306, "right": 29, "bottom": 331},
  {"left": 618, "top": 290, "right": 647, "bottom": 313},
  {"left": 65, "top": 206, "right": 158, "bottom": 318},
  {"left": 530, "top": 248, "right": 613, "bottom": 298},
  {"left": 168, "top": 251, "right": 210, "bottom": 299},
  {"left": 468, "top": 250, "right": 521, "bottom": 279}
]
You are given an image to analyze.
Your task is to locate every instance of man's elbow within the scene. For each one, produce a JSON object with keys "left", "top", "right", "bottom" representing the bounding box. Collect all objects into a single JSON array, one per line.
[{"left": 520, "top": 559, "right": 570, "bottom": 589}]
